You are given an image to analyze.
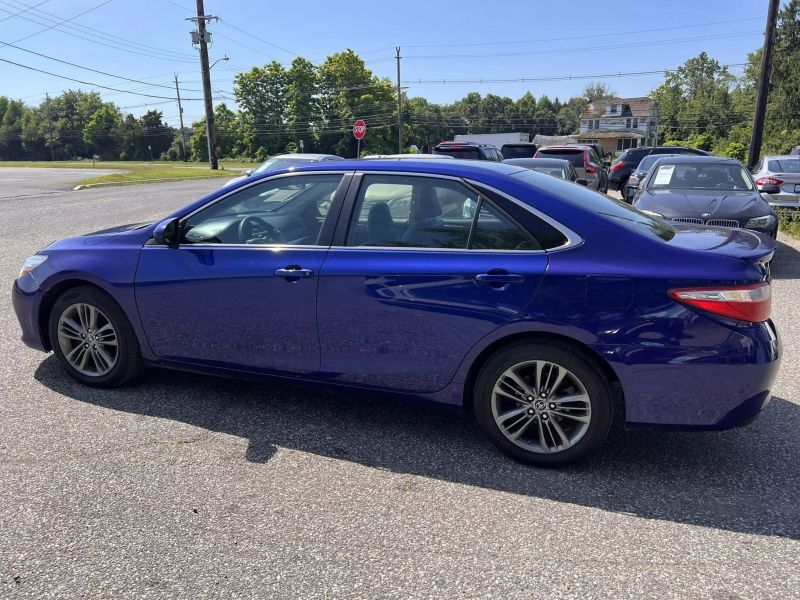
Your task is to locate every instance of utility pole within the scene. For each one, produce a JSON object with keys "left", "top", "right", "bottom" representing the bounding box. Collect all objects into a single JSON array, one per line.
[
  {"left": 174, "top": 74, "right": 188, "bottom": 162},
  {"left": 396, "top": 46, "right": 402, "bottom": 154},
  {"left": 748, "top": 0, "right": 779, "bottom": 168},
  {"left": 189, "top": 0, "right": 218, "bottom": 170},
  {"left": 45, "top": 92, "right": 55, "bottom": 161}
]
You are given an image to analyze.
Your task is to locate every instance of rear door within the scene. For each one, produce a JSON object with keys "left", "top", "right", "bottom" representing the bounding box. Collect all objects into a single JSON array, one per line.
[
  {"left": 316, "top": 173, "right": 553, "bottom": 393},
  {"left": 767, "top": 158, "right": 800, "bottom": 198}
]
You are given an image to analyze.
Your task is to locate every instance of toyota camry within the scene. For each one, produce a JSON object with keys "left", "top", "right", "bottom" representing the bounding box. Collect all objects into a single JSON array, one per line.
[{"left": 13, "top": 160, "right": 780, "bottom": 466}]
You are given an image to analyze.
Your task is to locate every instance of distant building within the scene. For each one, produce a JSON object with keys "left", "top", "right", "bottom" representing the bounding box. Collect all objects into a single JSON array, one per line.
[{"left": 578, "top": 97, "right": 658, "bottom": 155}]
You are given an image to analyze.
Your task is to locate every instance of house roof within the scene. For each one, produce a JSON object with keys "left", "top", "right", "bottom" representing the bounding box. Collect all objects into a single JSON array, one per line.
[{"left": 581, "top": 97, "right": 655, "bottom": 119}]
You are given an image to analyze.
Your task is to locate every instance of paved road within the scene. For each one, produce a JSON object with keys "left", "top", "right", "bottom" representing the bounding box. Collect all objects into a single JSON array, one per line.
[
  {"left": 1, "top": 180, "right": 799, "bottom": 599},
  {"left": 0, "top": 167, "right": 127, "bottom": 199}
]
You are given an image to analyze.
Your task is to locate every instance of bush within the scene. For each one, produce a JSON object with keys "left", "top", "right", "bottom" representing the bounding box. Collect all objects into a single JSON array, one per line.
[{"left": 778, "top": 208, "right": 800, "bottom": 239}]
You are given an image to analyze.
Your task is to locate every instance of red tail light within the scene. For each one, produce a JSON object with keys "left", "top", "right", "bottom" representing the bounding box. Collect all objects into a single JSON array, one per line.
[
  {"left": 610, "top": 162, "right": 626, "bottom": 172},
  {"left": 669, "top": 282, "right": 771, "bottom": 323},
  {"left": 584, "top": 153, "right": 596, "bottom": 174},
  {"left": 755, "top": 177, "right": 783, "bottom": 186}
]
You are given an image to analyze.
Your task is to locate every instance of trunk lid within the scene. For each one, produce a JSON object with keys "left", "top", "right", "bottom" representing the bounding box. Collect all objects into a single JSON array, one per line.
[{"left": 665, "top": 224, "right": 776, "bottom": 264}]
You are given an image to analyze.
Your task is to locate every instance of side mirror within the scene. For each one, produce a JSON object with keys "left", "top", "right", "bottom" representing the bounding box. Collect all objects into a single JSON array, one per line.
[
  {"left": 758, "top": 184, "right": 780, "bottom": 194},
  {"left": 576, "top": 178, "right": 589, "bottom": 186},
  {"left": 153, "top": 217, "right": 180, "bottom": 248}
]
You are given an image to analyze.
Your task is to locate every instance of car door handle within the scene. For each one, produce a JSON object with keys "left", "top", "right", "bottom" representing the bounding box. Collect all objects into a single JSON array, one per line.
[
  {"left": 275, "top": 267, "right": 314, "bottom": 279},
  {"left": 475, "top": 273, "right": 524, "bottom": 284}
]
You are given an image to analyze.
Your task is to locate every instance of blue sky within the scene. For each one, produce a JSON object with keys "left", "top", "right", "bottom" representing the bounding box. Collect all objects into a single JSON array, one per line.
[{"left": 0, "top": 0, "right": 773, "bottom": 128}]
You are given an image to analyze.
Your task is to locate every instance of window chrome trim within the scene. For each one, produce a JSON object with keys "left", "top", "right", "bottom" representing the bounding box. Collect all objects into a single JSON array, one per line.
[
  {"left": 180, "top": 169, "right": 351, "bottom": 223},
  {"left": 462, "top": 178, "right": 583, "bottom": 252}
]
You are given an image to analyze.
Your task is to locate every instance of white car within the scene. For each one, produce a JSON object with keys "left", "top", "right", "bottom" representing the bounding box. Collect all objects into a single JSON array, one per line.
[{"left": 222, "top": 153, "right": 345, "bottom": 187}]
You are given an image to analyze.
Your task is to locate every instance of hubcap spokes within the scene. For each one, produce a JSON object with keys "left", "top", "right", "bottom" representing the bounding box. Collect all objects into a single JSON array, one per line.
[
  {"left": 492, "top": 360, "right": 591, "bottom": 454},
  {"left": 57, "top": 303, "right": 118, "bottom": 377}
]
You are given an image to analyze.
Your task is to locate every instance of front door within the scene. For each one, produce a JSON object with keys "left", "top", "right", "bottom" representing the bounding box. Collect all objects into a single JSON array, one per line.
[
  {"left": 135, "top": 172, "right": 348, "bottom": 375},
  {"left": 317, "top": 174, "right": 550, "bottom": 393}
]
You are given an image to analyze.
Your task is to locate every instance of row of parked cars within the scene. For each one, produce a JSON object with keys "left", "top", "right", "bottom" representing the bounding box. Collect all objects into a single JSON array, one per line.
[{"left": 226, "top": 141, "right": 799, "bottom": 241}]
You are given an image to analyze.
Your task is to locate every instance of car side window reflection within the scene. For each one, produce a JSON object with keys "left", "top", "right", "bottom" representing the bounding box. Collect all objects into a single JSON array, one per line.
[
  {"left": 182, "top": 174, "right": 343, "bottom": 246},
  {"left": 346, "top": 175, "right": 478, "bottom": 248}
]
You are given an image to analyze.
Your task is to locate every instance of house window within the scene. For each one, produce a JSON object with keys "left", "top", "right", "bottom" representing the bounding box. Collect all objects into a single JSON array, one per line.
[
  {"left": 588, "top": 119, "right": 600, "bottom": 130},
  {"left": 578, "top": 139, "right": 600, "bottom": 145},
  {"left": 616, "top": 138, "right": 640, "bottom": 151},
  {"left": 625, "top": 118, "right": 639, "bottom": 129},
  {"left": 581, "top": 120, "right": 588, "bottom": 128},
  {"left": 632, "top": 118, "right": 639, "bottom": 129},
  {"left": 609, "top": 105, "right": 618, "bottom": 114}
]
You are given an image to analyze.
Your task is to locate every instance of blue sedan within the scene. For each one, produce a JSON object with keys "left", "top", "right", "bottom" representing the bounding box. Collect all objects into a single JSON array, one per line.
[{"left": 12, "top": 160, "right": 781, "bottom": 466}]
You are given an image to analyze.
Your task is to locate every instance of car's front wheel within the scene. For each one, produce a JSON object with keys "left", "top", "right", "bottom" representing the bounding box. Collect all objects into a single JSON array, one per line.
[
  {"left": 473, "top": 340, "right": 613, "bottom": 467},
  {"left": 48, "top": 286, "right": 143, "bottom": 387}
]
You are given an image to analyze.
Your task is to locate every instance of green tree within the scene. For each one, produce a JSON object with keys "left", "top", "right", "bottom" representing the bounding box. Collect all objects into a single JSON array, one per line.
[
  {"left": 83, "top": 105, "right": 123, "bottom": 158},
  {"left": 139, "top": 110, "right": 173, "bottom": 159},
  {"left": 234, "top": 60, "right": 289, "bottom": 156},
  {"left": 0, "top": 98, "right": 27, "bottom": 160}
]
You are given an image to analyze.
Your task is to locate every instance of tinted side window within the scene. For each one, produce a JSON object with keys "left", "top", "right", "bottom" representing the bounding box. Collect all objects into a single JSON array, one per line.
[
  {"left": 470, "top": 201, "right": 541, "bottom": 251},
  {"left": 346, "top": 175, "right": 477, "bottom": 248},
  {"left": 471, "top": 184, "right": 568, "bottom": 250},
  {"left": 182, "top": 174, "right": 343, "bottom": 246}
]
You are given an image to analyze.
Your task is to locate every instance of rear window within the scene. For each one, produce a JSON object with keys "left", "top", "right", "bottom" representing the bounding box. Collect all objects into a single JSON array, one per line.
[
  {"left": 510, "top": 169, "right": 675, "bottom": 241},
  {"left": 501, "top": 145, "right": 537, "bottom": 159},
  {"left": 538, "top": 149, "right": 583, "bottom": 167},
  {"left": 433, "top": 146, "right": 481, "bottom": 160},
  {"left": 768, "top": 159, "right": 800, "bottom": 173}
]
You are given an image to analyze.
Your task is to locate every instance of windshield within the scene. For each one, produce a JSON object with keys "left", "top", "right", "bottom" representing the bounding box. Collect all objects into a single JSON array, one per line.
[
  {"left": 433, "top": 147, "right": 481, "bottom": 159},
  {"left": 637, "top": 154, "right": 670, "bottom": 173},
  {"left": 501, "top": 146, "right": 536, "bottom": 159},
  {"left": 768, "top": 159, "right": 800, "bottom": 173},
  {"left": 649, "top": 163, "right": 755, "bottom": 191},
  {"left": 530, "top": 166, "right": 566, "bottom": 178},
  {"left": 537, "top": 150, "right": 583, "bottom": 167},
  {"left": 254, "top": 157, "right": 317, "bottom": 174}
]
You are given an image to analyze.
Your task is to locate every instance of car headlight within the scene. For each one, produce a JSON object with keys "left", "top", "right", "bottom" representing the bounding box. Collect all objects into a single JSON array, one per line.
[
  {"left": 19, "top": 255, "right": 47, "bottom": 278},
  {"left": 640, "top": 209, "right": 664, "bottom": 219},
  {"left": 745, "top": 215, "right": 776, "bottom": 228}
]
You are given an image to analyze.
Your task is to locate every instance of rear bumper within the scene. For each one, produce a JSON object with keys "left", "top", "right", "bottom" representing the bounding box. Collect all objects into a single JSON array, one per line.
[
  {"left": 608, "top": 319, "right": 781, "bottom": 430},
  {"left": 12, "top": 278, "right": 48, "bottom": 352}
]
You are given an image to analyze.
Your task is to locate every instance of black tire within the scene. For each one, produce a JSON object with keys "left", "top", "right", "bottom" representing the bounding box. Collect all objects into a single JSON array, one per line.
[
  {"left": 48, "top": 285, "right": 143, "bottom": 387},
  {"left": 473, "top": 340, "right": 613, "bottom": 467}
]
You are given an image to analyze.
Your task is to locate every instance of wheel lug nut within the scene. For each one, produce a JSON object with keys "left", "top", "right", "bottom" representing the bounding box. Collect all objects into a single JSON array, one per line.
[
  {"left": 549, "top": 403, "right": 556, "bottom": 409},
  {"left": 84, "top": 344, "right": 88, "bottom": 348},
  {"left": 540, "top": 393, "right": 547, "bottom": 398},
  {"left": 542, "top": 414, "right": 548, "bottom": 420}
]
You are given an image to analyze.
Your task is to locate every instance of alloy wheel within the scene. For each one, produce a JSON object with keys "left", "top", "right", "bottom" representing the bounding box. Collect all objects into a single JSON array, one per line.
[
  {"left": 56, "top": 303, "right": 118, "bottom": 377},
  {"left": 491, "top": 360, "right": 592, "bottom": 454}
]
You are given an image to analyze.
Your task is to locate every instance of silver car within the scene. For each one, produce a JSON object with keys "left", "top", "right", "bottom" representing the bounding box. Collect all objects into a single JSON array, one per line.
[
  {"left": 222, "top": 153, "right": 344, "bottom": 187},
  {"left": 751, "top": 155, "right": 800, "bottom": 210}
]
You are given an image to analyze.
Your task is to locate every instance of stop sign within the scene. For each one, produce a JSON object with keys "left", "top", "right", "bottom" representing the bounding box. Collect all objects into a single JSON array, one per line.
[{"left": 352, "top": 119, "right": 366, "bottom": 140}]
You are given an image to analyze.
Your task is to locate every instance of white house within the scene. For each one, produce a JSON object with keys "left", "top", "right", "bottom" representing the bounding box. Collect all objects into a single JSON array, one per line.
[{"left": 578, "top": 97, "right": 659, "bottom": 155}]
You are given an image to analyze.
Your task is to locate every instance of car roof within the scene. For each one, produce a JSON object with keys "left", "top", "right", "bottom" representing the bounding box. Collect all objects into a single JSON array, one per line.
[
  {"left": 651, "top": 155, "right": 742, "bottom": 165},
  {"left": 504, "top": 158, "right": 570, "bottom": 167},
  {"left": 538, "top": 146, "right": 584, "bottom": 152},
  {"left": 274, "top": 158, "right": 525, "bottom": 178},
  {"left": 501, "top": 142, "right": 536, "bottom": 146},
  {"left": 363, "top": 154, "right": 454, "bottom": 159},
  {"left": 267, "top": 153, "right": 341, "bottom": 160},
  {"left": 762, "top": 155, "right": 800, "bottom": 160},
  {"left": 435, "top": 141, "right": 499, "bottom": 148}
]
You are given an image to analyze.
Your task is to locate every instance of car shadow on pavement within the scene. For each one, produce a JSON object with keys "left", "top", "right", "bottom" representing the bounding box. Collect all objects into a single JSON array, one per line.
[
  {"left": 771, "top": 238, "right": 800, "bottom": 279},
  {"left": 35, "top": 356, "right": 800, "bottom": 540}
]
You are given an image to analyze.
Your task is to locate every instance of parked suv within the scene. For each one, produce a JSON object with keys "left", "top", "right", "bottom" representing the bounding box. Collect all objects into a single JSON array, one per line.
[
  {"left": 535, "top": 145, "right": 608, "bottom": 192},
  {"left": 608, "top": 146, "right": 710, "bottom": 191},
  {"left": 499, "top": 142, "right": 537, "bottom": 159},
  {"left": 432, "top": 141, "right": 503, "bottom": 161}
]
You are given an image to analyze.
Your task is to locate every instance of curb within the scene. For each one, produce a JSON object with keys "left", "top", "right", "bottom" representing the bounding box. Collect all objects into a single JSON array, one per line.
[{"left": 73, "top": 175, "right": 228, "bottom": 190}]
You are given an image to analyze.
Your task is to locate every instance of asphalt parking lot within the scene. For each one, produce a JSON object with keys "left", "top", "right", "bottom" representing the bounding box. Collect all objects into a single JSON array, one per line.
[
  {"left": 1, "top": 179, "right": 799, "bottom": 599},
  {"left": 0, "top": 167, "right": 123, "bottom": 199}
]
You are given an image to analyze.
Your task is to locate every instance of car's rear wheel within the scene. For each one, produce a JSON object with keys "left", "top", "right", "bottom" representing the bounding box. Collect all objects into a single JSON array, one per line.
[
  {"left": 48, "top": 286, "right": 143, "bottom": 387},
  {"left": 473, "top": 340, "right": 613, "bottom": 467}
]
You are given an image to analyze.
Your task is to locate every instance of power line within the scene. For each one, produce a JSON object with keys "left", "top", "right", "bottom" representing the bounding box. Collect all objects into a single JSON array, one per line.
[
  {"left": 0, "top": 0, "right": 196, "bottom": 62},
  {"left": 357, "top": 16, "right": 766, "bottom": 54},
  {"left": 0, "top": 39, "right": 205, "bottom": 92},
  {"left": 0, "top": 0, "right": 50, "bottom": 23},
  {"left": 392, "top": 31, "right": 763, "bottom": 60},
  {"left": 400, "top": 64, "right": 748, "bottom": 85},
  {"left": 0, "top": 56, "right": 218, "bottom": 100},
  {"left": 2, "top": 0, "right": 114, "bottom": 45}
]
